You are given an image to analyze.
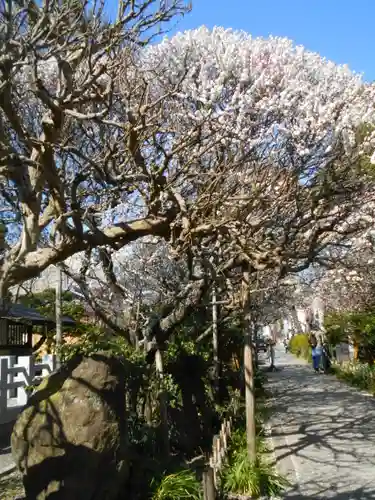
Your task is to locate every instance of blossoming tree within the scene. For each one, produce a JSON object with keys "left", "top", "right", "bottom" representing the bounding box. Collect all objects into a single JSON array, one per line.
[
  {"left": 0, "top": 0, "right": 191, "bottom": 297},
  {"left": 5, "top": 8, "right": 375, "bottom": 460},
  {"left": 140, "top": 27, "right": 375, "bottom": 459},
  {"left": 2, "top": 4, "right": 375, "bottom": 294}
]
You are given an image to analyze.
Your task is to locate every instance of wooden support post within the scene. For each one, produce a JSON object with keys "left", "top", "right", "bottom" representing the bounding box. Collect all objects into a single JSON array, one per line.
[
  {"left": 242, "top": 264, "right": 256, "bottom": 461},
  {"left": 221, "top": 422, "right": 227, "bottom": 452},
  {"left": 202, "top": 467, "right": 216, "bottom": 500},
  {"left": 212, "top": 435, "right": 218, "bottom": 486},
  {"left": 216, "top": 434, "right": 222, "bottom": 469},
  {"left": 55, "top": 264, "right": 62, "bottom": 370},
  {"left": 155, "top": 348, "right": 170, "bottom": 458},
  {"left": 212, "top": 283, "right": 219, "bottom": 393}
]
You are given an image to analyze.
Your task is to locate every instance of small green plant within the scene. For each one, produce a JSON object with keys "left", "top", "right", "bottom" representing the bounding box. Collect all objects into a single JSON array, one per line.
[
  {"left": 221, "top": 447, "right": 289, "bottom": 497},
  {"left": 289, "top": 334, "right": 311, "bottom": 360},
  {"left": 254, "top": 368, "right": 268, "bottom": 397},
  {"left": 151, "top": 469, "right": 202, "bottom": 500},
  {"left": 220, "top": 426, "right": 289, "bottom": 498},
  {"left": 325, "top": 311, "right": 375, "bottom": 365},
  {"left": 230, "top": 429, "right": 269, "bottom": 456},
  {"left": 334, "top": 361, "right": 375, "bottom": 394}
]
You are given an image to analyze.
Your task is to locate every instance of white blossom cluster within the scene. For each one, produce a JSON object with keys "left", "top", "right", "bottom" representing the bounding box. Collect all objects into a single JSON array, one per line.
[
  {"left": 361, "top": 130, "right": 375, "bottom": 165},
  {"left": 310, "top": 236, "right": 375, "bottom": 312},
  {"left": 144, "top": 27, "right": 375, "bottom": 165}
]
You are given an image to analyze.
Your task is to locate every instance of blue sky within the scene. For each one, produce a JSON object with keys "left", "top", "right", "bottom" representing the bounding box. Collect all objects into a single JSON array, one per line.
[{"left": 108, "top": 0, "right": 375, "bottom": 81}]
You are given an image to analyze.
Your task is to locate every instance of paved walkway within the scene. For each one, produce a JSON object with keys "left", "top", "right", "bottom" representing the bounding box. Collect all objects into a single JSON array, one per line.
[
  {"left": 0, "top": 420, "right": 15, "bottom": 475},
  {"left": 268, "top": 345, "right": 375, "bottom": 499},
  {"left": 0, "top": 445, "right": 14, "bottom": 475}
]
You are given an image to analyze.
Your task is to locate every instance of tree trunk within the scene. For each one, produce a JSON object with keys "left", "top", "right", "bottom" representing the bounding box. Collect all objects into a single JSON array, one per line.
[
  {"left": 353, "top": 340, "right": 359, "bottom": 361},
  {"left": 290, "top": 307, "right": 303, "bottom": 334},
  {"left": 155, "top": 348, "right": 170, "bottom": 458},
  {"left": 241, "top": 265, "right": 256, "bottom": 462},
  {"left": 132, "top": 296, "right": 141, "bottom": 349},
  {"left": 253, "top": 323, "right": 259, "bottom": 368},
  {"left": 180, "top": 386, "right": 202, "bottom": 452},
  {"left": 144, "top": 393, "right": 153, "bottom": 425}
]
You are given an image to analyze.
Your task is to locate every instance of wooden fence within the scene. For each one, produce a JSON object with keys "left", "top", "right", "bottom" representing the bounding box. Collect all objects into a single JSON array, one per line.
[{"left": 202, "top": 417, "right": 233, "bottom": 500}]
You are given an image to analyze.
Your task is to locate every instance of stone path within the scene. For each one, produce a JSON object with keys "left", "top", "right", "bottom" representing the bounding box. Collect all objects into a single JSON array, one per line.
[
  {"left": 2, "top": 344, "right": 375, "bottom": 497},
  {"left": 0, "top": 446, "right": 14, "bottom": 476},
  {"left": 268, "top": 345, "right": 375, "bottom": 499},
  {"left": 0, "top": 421, "right": 15, "bottom": 475}
]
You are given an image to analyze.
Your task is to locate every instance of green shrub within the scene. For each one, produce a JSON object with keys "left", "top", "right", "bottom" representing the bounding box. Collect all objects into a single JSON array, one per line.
[
  {"left": 254, "top": 367, "right": 269, "bottom": 399},
  {"left": 324, "top": 313, "right": 347, "bottom": 346},
  {"left": 229, "top": 429, "right": 269, "bottom": 456},
  {"left": 151, "top": 469, "right": 202, "bottom": 500},
  {"left": 220, "top": 446, "right": 289, "bottom": 498},
  {"left": 325, "top": 311, "right": 375, "bottom": 364},
  {"left": 334, "top": 362, "right": 375, "bottom": 394},
  {"left": 220, "top": 428, "right": 289, "bottom": 498},
  {"left": 289, "top": 334, "right": 311, "bottom": 360},
  {"left": 219, "top": 369, "right": 289, "bottom": 498}
]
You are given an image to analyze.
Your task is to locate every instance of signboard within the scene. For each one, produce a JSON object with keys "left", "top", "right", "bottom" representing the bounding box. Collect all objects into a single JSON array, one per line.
[{"left": 335, "top": 342, "right": 350, "bottom": 363}]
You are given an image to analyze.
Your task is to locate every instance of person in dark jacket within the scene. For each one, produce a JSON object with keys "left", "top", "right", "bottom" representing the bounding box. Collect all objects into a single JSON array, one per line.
[
  {"left": 322, "top": 341, "right": 332, "bottom": 373},
  {"left": 283, "top": 338, "right": 289, "bottom": 353}
]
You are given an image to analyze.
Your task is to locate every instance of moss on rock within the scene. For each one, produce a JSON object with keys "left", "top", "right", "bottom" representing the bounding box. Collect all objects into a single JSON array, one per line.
[{"left": 12, "top": 352, "right": 129, "bottom": 500}]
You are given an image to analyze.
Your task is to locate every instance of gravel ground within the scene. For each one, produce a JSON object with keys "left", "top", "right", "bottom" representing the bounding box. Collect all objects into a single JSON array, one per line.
[
  {"left": 268, "top": 345, "right": 375, "bottom": 499},
  {"left": 0, "top": 469, "right": 24, "bottom": 499}
]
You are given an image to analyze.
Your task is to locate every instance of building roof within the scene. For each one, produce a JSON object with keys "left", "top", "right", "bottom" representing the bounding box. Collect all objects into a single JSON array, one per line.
[{"left": 2, "top": 303, "right": 76, "bottom": 326}]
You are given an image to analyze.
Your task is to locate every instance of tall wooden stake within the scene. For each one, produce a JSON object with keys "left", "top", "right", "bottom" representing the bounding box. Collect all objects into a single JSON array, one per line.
[
  {"left": 155, "top": 348, "right": 170, "bottom": 458},
  {"left": 241, "top": 264, "right": 256, "bottom": 462},
  {"left": 212, "top": 282, "right": 219, "bottom": 391},
  {"left": 253, "top": 323, "right": 259, "bottom": 368},
  {"left": 55, "top": 265, "right": 62, "bottom": 370}
]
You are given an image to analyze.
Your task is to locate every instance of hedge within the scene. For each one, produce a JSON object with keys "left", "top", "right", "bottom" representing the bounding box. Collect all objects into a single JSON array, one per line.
[{"left": 288, "top": 334, "right": 311, "bottom": 361}]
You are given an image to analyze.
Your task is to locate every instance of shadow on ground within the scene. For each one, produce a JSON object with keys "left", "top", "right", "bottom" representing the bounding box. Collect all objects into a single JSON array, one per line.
[
  {"left": 268, "top": 351, "right": 375, "bottom": 499},
  {"left": 284, "top": 483, "right": 375, "bottom": 500}
]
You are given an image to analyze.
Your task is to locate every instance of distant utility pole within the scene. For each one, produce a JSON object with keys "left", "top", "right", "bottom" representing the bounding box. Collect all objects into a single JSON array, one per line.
[
  {"left": 212, "top": 280, "right": 219, "bottom": 388},
  {"left": 55, "top": 264, "right": 62, "bottom": 370},
  {"left": 210, "top": 250, "right": 220, "bottom": 393}
]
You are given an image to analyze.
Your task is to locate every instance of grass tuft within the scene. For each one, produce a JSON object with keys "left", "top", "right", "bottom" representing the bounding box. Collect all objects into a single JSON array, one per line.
[
  {"left": 151, "top": 468, "right": 202, "bottom": 500},
  {"left": 220, "top": 431, "right": 290, "bottom": 498}
]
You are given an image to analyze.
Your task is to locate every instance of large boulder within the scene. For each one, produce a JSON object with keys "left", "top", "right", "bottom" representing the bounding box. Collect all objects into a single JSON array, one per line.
[{"left": 11, "top": 352, "right": 129, "bottom": 500}]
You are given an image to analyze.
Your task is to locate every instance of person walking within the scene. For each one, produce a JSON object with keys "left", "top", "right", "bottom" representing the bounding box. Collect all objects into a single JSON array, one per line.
[
  {"left": 283, "top": 338, "right": 289, "bottom": 353},
  {"left": 266, "top": 337, "right": 276, "bottom": 371},
  {"left": 309, "top": 332, "right": 322, "bottom": 373},
  {"left": 269, "top": 339, "right": 276, "bottom": 368},
  {"left": 322, "top": 340, "right": 332, "bottom": 373}
]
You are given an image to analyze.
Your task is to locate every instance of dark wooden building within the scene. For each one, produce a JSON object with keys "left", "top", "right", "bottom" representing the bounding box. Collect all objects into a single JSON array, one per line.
[{"left": 0, "top": 303, "right": 75, "bottom": 355}]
